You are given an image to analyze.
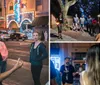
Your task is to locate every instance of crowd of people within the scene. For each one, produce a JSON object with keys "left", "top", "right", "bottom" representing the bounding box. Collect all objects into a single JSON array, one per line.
[
  {"left": 73, "top": 14, "right": 100, "bottom": 36},
  {"left": 50, "top": 44, "right": 100, "bottom": 85},
  {"left": 56, "top": 13, "right": 100, "bottom": 39}
]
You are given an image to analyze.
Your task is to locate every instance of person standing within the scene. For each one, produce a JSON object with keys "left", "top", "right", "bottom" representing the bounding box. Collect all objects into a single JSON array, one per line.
[
  {"left": 57, "top": 13, "right": 63, "bottom": 39},
  {"left": 95, "top": 33, "right": 100, "bottom": 41},
  {"left": 44, "top": 31, "right": 48, "bottom": 41},
  {"left": 73, "top": 14, "right": 80, "bottom": 31},
  {"left": 87, "top": 15, "right": 93, "bottom": 34},
  {"left": 80, "top": 44, "right": 100, "bottom": 85},
  {"left": 50, "top": 60, "right": 58, "bottom": 85},
  {"left": 91, "top": 19, "right": 98, "bottom": 36},
  {"left": 0, "top": 41, "right": 8, "bottom": 85},
  {"left": 80, "top": 15, "right": 85, "bottom": 31},
  {"left": 29, "top": 31, "right": 48, "bottom": 85},
  {"left": 60, "top": 57, "right": 77, "bottom": 85}
]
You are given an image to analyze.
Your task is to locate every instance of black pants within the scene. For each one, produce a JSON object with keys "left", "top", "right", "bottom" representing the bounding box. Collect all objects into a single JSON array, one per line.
[{"left": 31, "top": 65, "right": 42, "bottom": 85}]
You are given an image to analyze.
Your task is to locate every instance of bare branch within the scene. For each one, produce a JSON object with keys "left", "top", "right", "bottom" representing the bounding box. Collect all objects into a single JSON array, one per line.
[
  {"left": 68, "top": 0, "right": 77, "bottom": 6},
  {"left": 65, "top": 0, "right": 68, "bottom": 4},
  {"left": 58, "top": 0, "right": 64, "bottom": 11}
]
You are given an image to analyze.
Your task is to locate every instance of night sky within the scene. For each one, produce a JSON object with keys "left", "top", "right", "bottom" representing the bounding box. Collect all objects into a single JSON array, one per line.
[{"left": 51, "top": 0, "right": 100, "bottom": 19}]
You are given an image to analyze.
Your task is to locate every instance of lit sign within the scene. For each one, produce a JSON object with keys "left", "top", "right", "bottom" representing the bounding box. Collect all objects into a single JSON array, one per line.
[
  {"left": 51, "top": 56, "right": 60, "bottom": 70},
  {"left": 14, "top": 0, "right": 20, "bottom": 23}
]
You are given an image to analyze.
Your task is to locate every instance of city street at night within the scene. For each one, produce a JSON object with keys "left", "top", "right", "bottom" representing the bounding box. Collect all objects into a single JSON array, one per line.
[{"left": 2, "top": 40, "right": 48, "bottom": 85}]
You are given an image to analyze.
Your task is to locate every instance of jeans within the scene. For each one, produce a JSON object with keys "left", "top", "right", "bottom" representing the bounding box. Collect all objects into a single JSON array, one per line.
[
  {"left": 31, "top": 65, "right": 42, "bottom": 85},
  {"left": 0, "top": 61, "right": 7, "bottom": 85}
]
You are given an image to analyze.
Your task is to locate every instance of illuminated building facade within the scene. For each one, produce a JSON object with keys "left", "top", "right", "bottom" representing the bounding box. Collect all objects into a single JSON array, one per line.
[{"left": 0, "top": 0, "right": 49, "bottom": 32}]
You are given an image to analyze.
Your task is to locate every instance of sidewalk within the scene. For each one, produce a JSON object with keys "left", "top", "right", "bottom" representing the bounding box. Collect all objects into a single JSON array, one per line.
[
  {"left": 50, "top": 29, "right": 95, "bottom": 41},
  {"left": 3, "top": 59, "right": 48, "bottom": 85},
  {"left": 50, "top": 29, "right": 77, "bottom": 41}
]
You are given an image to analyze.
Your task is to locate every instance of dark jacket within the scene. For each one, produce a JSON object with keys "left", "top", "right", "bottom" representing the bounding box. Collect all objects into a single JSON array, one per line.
[{"left": 30, "top": 42, "right": 48, "bottom": 65}]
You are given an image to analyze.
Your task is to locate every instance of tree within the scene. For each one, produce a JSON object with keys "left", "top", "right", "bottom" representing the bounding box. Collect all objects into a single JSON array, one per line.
[{"left": 58, "top": 0, "right": 77, "bottom": 30}]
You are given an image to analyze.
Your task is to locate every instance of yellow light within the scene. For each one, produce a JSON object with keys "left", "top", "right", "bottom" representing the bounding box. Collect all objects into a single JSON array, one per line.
[{"left": 56, "top": 22, "right": 59, "bottom": 25}]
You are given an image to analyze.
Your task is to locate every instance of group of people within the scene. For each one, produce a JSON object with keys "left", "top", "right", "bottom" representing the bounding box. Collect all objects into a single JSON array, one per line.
[
  {"left": 0, "top": 30, "right": 48, "bottom": 85},
  {"left": 56, "top": 13, "right": 100, "bottom": 39},
  {"left": 73, "top": 14, "right": 99, "bottom": 36},
  {"left": 50, "top": 44, "right": 100, "bottom": 85}
]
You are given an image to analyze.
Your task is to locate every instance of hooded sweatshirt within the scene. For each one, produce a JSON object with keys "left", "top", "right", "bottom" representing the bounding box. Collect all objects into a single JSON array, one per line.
[{"left": 30, "top": 42, "right": 48, "bottom": 65}]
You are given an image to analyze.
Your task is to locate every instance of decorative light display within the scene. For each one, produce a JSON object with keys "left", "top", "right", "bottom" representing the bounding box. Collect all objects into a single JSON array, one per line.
[
  {"left": 14, "top": 0, "right": 20, "bottom": 23},
  {"left": 7, "top": 12, "right": 34, "bottom": 28}
]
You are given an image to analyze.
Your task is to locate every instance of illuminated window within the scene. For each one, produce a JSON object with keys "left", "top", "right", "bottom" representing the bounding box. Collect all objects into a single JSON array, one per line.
[
  {"left": 72, "top": 52, "right": 86, "bottom": 60},
  {"left": 9, "top": 2, "right": 13, "bottom": 10}
]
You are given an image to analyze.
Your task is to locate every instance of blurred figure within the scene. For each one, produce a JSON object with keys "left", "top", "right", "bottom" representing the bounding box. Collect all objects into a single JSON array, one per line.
[
  {"left": 87, "top": 15, "right": 93, "bottom": 34},
  {"left": 95, "top": 33, "right": 100, "bottom": 41},
  {"left": 80, "top": 15, "right": 85, "bottom": 31},
  {"left": 0, "top": 41, "right": 8, "bottom": 85},
  {"left": 44, "top": 31, "right": 48, "bottom": 41},
  {"left": 91, "top": 19, "right": 98, "bottom": 36},
  {"left": 50, "top": 60, "right": 58, "bottom": 85},
  {"left": 55, "top": 69, "right": 62, "bottom": 85},
  {"left": 29, "top": 31, "right": 48, "bottom": 85},
  {"left": 57, "top": 13, "right": 63, "bottom": 39},
  {"left": 80, "top": 44, "right": 100, "bottom": 85},
  {"left": 60, "top": 57, "right": 78, "bottom": 85},
  {"left": 73, "top": 14, "right": 79, "bottom": 31},
  {"left": 78, "top": 64, "right": 83, "bottom": 73}
]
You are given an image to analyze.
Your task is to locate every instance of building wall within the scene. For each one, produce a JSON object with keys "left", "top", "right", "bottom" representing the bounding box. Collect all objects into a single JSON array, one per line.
[
  {"left": 59, "top": 43, "right": 96, "bottom": 65},
  {"left": 35, "top": 0, "right": 49, "bottom": 17},
  {"left": 61, "top": 43, "right": 95, "bottom": 57},
  {"left": 0, "top": 0, "right": 36, "bottom": 29},
  {"left": 6, "top": 0, "right": 35, "bottom": 14},
  {"left": 0, "top": 0, "right": 48, "bottom": 29}
]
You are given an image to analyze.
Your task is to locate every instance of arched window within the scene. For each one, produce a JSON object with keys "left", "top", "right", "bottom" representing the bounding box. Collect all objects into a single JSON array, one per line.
[{"left": 9, "top": 2, "right": 13, "bottom": 10}]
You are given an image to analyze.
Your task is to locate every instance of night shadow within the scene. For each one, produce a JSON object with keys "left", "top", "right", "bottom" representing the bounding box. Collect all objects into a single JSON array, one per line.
[{"left": 50, "top": 33, "right": 58, "bottom": 38}]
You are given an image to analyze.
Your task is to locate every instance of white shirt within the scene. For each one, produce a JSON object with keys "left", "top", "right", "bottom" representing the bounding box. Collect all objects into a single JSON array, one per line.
[{"left": 80, "top": 17, "right": 85, "bottom": 24}]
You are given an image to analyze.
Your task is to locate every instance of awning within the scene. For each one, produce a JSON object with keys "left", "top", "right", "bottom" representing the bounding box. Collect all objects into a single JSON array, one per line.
[{"left": 32, "top": 16, "right": 48, "bottom": 26}]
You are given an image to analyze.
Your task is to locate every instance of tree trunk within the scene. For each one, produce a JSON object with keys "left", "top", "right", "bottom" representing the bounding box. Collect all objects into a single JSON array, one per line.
[{"left": 58, "top": 0, "right": 77, "bottom": 30}]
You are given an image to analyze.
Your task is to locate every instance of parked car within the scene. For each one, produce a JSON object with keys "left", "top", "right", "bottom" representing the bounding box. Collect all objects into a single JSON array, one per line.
[
  {"left": 0, "top": 31, "right": 10, "bottom": 41},
  {"left": 10, "top": 32, "right": 28, "bottom": 41}
]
